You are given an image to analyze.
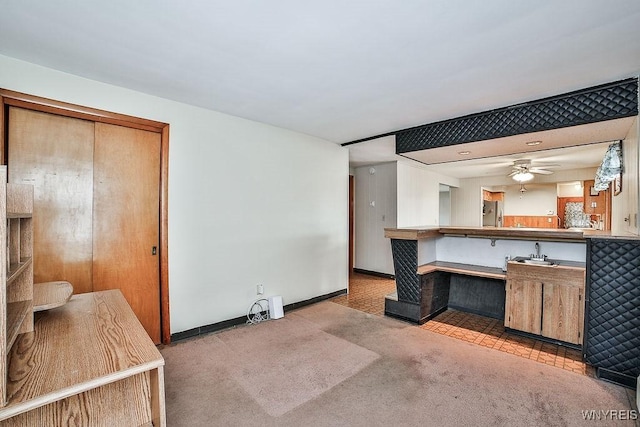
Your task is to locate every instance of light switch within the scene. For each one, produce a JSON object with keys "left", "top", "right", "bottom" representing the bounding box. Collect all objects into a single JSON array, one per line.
[{"left": 591, "top": 202, "right": 597, "bottom": 208}]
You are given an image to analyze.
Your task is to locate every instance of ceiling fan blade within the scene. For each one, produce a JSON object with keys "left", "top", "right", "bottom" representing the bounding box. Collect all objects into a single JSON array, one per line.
[
  {"left": 531, "top": 163, "right": 561, "bottom": 169},
  {"left": 530, "top": 168, "right": 553, "bottom": 175}
]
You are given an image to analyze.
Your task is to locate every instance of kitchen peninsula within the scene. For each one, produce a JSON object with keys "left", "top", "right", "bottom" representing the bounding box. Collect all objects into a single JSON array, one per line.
[
  {"left": 383, "top": 226, "right": 588, "bottom": 324},
  {"left": 384, "top": 225, "right": 640, "bottom": 388}
]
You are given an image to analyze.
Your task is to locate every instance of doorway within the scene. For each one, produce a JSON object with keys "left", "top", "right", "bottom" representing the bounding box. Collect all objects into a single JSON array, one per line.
[
  {"left": 439, "top": 184, "right": 451, "bottom": 226},
  {"left": 1, "top": 90, "right": 170, "bottom": 344}
]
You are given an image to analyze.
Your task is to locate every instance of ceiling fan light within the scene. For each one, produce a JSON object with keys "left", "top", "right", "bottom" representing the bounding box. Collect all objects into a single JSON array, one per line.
[{"left": 512, "top": 171, "right": 534, "bottom": 182}]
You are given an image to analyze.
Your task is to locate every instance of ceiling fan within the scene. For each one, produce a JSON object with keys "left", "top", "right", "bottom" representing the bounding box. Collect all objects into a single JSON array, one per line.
[{"left": 508, "top": 159, "right": 559, "bottom": 182}]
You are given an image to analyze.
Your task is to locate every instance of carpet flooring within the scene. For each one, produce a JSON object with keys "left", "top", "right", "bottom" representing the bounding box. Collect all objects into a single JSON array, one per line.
[{"left": 162, "top": 301, "right": 636, "bottom": 426}]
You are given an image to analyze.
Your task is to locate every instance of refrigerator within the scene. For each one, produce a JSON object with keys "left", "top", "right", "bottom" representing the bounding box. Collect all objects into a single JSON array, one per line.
[{"left": 482, "top": 200, "right": 503, "bottom": 227}]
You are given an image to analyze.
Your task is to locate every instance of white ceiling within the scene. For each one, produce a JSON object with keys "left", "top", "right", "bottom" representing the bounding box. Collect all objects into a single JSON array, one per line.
[{"left": 1, "top": 1, "right": 640, "bottom": 172}]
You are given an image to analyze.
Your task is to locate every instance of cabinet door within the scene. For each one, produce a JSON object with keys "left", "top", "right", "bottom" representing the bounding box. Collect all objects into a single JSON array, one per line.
[
  {"left": 542, "top": 281, "right": 584, "bottom": 345},
  {"left": 505, "top": 277, "right": 542, "bottom": 335}
]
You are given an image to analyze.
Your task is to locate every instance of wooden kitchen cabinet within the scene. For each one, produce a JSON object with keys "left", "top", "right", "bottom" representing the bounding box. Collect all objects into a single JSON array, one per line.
[
  {"left": 504, "top": 274, "right": 542, "bottom": 335},
  {"left": 542, "top": 280, "right": 584, "bottom": 344},
  {"left": 505, "top": 262, "right": 585, "bottom": 345}
]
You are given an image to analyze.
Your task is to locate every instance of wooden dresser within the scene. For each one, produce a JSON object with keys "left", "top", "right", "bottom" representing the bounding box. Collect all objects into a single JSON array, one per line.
[{"left": 0, "top": 290, "right": 166, "bottom": 426}]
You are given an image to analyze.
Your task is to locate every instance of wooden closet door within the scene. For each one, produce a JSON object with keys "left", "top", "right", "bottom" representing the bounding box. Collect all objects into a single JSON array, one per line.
[
  {"left": 93, "top": 123, "right": 161, "bottom": 344},
  {"left": 7, "top": 107, "right": 95, "bottom": 294}
]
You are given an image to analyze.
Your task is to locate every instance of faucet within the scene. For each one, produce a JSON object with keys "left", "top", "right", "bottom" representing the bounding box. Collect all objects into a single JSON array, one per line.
[{"left": 531, "top": 242, "right": 545, "bottom": 260}]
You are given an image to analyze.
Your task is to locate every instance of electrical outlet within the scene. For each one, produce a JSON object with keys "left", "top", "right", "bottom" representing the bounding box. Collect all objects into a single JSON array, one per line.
[{"left": 257, "top": 284, "right": 264, "bottom": 295}]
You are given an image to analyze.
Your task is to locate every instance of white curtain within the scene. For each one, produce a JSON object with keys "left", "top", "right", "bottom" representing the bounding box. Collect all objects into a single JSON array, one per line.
[{"left": 594, "top": 141, "right": 622, "bottom": 191}]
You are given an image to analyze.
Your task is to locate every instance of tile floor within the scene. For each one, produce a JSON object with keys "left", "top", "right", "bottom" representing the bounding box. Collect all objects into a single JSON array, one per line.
[{"left": 332, "top": 272, "right": 595, "bottom": 377}]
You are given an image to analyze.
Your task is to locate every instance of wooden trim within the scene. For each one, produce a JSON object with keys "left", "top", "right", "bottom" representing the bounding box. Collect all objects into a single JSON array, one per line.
[
  {"left": 384, "top": 227, "right": 440, "bottom": 240},
  {"left": 0, "top": 89, "right": 172, "bottom": 344},
  {"left": 0, "top": 90, "right": 166, "bottom": 132},
  {"left": 0, "top": 95, "right": 5, "bottom": 165},
  {"left": 417, "top": 261, "right": 506, "bottom": 280},
  {"left": 348, "top": 175, "right": 354, "bottom": 275},
  {"left": 352, "top": 268, "right": 395, "bottom": 279},
  {"left": 160, "top": 125, "right": 171, "bottom": 344}
]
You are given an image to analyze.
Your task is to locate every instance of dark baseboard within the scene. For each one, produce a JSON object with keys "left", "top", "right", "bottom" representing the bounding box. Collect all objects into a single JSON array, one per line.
[
  {"left": 283, "top": 289, "right": 346, "bottom": 312},
  {"left": 448, "top": 304, "right": 504, "bottom": 321},
  {"left": 170, "top": 288, "right": 347, "bottom": 343},
  {"left": 596, "top": 367, "right": 637, "bottom": 390},
  {"left": 353, "top": 268, "right": 395, "bottom": 279}
]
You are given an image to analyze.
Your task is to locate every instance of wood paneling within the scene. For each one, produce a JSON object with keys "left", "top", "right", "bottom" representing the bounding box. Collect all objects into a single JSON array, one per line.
[
  {"left": 502, "top": 215, "right": 557, "bottom": 229},
  {"left": 8, "top": 107, "right": 95, "bottom": 294},
  {"left": 583, "top": 179, "right": 607, "bottom": 215},
  {"left": 93, "top": 123, "right": 161, "bottom": 344}
]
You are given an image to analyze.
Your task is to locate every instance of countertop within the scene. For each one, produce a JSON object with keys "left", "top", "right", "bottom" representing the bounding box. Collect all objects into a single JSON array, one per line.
[
  {"left": 509, "top": 257, "right": 586, "bottom": 270},
  {"left": 384, "top": 226, "right": 637, "bottom": 242}
]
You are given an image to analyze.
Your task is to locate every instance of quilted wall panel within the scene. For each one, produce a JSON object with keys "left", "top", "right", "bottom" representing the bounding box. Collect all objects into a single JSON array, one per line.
[
  {"left": 585, "top": 239, "right": 640, "bottom": 379},
  {"left": 397, "top": 78, "right": 638, "bottom": 153},
  {"left": 390, "top": 239, "right": 419, "bottom": 303}
]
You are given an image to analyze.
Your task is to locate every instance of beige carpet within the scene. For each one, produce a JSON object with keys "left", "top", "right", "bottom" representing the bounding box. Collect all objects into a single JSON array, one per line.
[
  {"left": 162, "top": 302, "right": 637, "bottom": 426},
  {"left": 210, "top": 314, "right": 378, "bottom": 416}
]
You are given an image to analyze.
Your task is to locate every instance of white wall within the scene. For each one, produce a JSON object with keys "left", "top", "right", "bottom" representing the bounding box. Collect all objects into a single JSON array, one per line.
[
  {"left": 451, "top": 168, "right": 598, "bottom": 226},
  {"left": 0, "top": 55, "right": 349, "bottom": 334},
  {"left": 353, "top": 162, "right": 459, "bottom": 275},
  {"left": 503, "top": 183, "right": 558, "bottom": 216},
  {"left": 436, "top": 237, "right": 586, "bottom": 268},
  {"left": 396, "top": 163, "right": 458, "bottom": 227},
  {"left": 612, "top": 117, "right": 639, "bottom": 235},
  {"left": 557, "top": 182, "right": 583, "bottom": 197},
  {"left": 354, "top": 162, "right": 397, "bottom": 275},
  {"left": 439, "top": 189, "right": 451, "bottom": 226}
]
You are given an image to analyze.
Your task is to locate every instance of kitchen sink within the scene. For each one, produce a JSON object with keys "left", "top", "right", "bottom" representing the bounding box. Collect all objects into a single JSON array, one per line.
[
  {"left": 512, "top": 256, "right": 557, "bottom": 266},
  {"left": 522, "top": 259, "right": 555, "bottom": 266}
]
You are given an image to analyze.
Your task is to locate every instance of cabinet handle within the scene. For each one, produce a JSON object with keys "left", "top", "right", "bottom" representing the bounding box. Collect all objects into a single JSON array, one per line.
[{"left": 152, "top": 246, "right": 157, "bottom": 256}]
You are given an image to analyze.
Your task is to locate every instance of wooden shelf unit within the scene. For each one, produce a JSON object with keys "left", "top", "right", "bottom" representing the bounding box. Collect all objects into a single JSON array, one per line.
[
  {"left": 0, "top": 166, "right": 34, "bottom": 408},
  {"left": 0, "top": 165, "right": 165, "bottom": 424},
  {"left": 0, "top": 291, "right": 165, "bottom": 426}
]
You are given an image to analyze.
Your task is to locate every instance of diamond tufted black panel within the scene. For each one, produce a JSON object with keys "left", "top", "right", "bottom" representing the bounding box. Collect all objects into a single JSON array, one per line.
[
  {"left": 585, "top": 239, "right": 640, "bottom": 379},
  {"left": 397, "top": 78, "right": 638, "bottom": 153},
  {"left": 390, "top": 239, "right": 419, "bottom": 303}
]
